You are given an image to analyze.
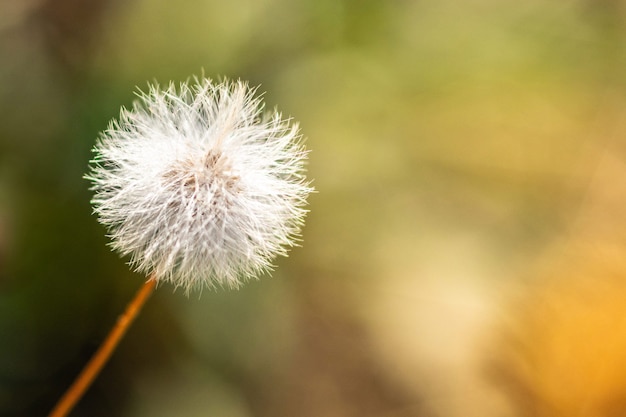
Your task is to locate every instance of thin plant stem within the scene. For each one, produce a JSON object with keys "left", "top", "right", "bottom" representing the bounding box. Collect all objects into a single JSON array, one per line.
[{"left": 48, "top": 276, "right": 157, "bottom": 417}]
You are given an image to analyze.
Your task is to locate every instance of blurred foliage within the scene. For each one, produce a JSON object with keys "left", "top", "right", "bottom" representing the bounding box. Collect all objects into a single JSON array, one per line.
[{"left": 2, "top": 0, "right": 626, "bottom": 416}]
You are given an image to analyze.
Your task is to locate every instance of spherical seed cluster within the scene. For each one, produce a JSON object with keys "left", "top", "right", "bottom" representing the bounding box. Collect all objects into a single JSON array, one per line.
[{"left": 86, "top": 78, "right": 312, "bottom": 292}]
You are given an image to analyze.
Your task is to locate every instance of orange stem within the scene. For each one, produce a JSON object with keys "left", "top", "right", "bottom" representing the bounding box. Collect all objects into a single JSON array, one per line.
[{"left": 48, "top": 276, "right": 157, "bottom": 417}]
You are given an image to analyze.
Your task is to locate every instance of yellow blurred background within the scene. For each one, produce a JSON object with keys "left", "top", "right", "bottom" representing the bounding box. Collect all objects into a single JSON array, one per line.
[{"left": 2, "top": 1, "right": 626, "bottom": 416}]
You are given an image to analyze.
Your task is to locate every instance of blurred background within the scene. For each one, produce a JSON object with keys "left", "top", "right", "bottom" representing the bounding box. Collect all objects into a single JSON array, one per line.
[{"left": 2, "top": 0, "right": 626, "bottom": 416}]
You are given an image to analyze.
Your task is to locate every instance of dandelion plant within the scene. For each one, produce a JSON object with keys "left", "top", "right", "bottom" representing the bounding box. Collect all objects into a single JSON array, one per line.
[{"left": 48, "top": 77, "right": 312, "bottom": 417}]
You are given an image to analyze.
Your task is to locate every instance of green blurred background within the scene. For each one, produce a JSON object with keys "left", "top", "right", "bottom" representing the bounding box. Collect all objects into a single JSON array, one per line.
[{"left": 2, "top": 1, "right": 626, "bottom": 416}]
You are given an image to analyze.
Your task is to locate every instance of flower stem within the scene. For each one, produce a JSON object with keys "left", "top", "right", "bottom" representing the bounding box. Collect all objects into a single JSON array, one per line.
[{"left": 48, "top": 276, "right": 157, "bottom": 417}]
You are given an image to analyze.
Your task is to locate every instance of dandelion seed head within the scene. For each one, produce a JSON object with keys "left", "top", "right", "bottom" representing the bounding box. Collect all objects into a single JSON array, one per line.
[{"left": 86, "top": 78, "right": 312, "bottom": 292}]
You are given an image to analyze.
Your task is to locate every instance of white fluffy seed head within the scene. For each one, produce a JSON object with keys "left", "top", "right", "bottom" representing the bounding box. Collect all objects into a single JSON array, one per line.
[{"left": 86, "top": 77, "right": 312, "bottom": 293}]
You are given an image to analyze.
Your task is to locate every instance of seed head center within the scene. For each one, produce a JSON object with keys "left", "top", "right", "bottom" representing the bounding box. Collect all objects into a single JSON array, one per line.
[{"left": 164, "top": 149, "right": 241, "bottom": 200}]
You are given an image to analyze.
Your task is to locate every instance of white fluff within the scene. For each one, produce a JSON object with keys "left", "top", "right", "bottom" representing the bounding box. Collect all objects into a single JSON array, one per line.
[{"left": 86, "top": 78, "right": 312, "bottom": 292}]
